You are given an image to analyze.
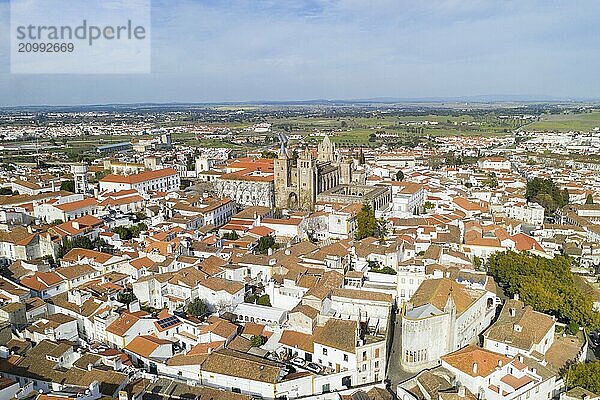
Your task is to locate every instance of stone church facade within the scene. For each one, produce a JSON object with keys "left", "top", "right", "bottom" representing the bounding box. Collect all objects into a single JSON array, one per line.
[{"left": 274, "top": 136, "right": 364, "bottom": 211}]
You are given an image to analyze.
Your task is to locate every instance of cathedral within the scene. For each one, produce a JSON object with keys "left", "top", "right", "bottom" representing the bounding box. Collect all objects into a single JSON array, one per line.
[{"left": 274, "top": 135, "right": 364, "bottom": 211}]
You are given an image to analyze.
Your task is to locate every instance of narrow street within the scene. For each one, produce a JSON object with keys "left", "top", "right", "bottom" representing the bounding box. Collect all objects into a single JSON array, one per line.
[{"left": 386, "top": 310, "right": 417, "bottom": 393}]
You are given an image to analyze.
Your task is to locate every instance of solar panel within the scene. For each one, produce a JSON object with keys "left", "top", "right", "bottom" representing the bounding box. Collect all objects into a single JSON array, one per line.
[{"left": 157, "top": 315, "right": 179, "bottom": 329}]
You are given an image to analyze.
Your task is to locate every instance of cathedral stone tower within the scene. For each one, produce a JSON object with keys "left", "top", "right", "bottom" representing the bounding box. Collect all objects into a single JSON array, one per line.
[{"left": 274, "top": 135, "right": 360, "bottom": 211}]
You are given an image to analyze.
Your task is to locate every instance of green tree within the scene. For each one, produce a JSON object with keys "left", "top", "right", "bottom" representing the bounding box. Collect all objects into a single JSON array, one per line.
[
  {"left": 395, "top": 170, "right": 404, "bottom": 181},
  {"left": 423, "top": 201, "right": 435, "bottom": 211},
  {"left": 113, "top": 226, "right": 133, "bottom": 240},
  {"left": 60, "top": 180, "right": 75, "bottom": 192},
  {"left": 525, "top": 177, "right": 570, "bottom": 215},
  {"left": 56, "top": 236, "right": 94, "bottom": 259},
  {"left": 256, "top": 294, "right": 271, "bottom": 307},
  {"left": 0, "top": 188, "right": 12, "bottom": 195},
  {"left": 256, "top": 236, "right": 275, "bottom": 254},
  {"left": 586, "top": 194, "right": 594, "bottom": 205},
  {"left": 222, "top": 231, "right": 239, "bottom": 240},
  {"left": 250, "top": 335, "right": 265, "bottom": 347},
  {"left": 564, "top": 361, "right": 600, "bottom": 393},
  {"left": 187, "top": 298, "right": 207, "bottom": 318},
  {"left": 488, "top": 251, "right": 600, "bottom": 328},
  {"left": 129, "top": 223, "right": 148, "bottom": 238},
  {"left": 355, "top": 204, "right": 378, "bottom": 240},
  {"left": 118, "top": 292, "right": 137, "bottom": 305}
]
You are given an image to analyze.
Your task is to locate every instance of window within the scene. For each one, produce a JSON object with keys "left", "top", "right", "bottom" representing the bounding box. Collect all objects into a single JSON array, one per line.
[
  {"left": 323, "top": 348, "right": 327, "bottom": 355},
  {"left": 232, "top": 388, "right": 241, "bottom": 394},
  {"left": 375, "top": 361, "right": 379, "bottom": 368},
  {"left": 322, "top": 384, "right": 330, "bottom": 393},
  {"left": 343, "top": 354, "right": 348, "bottom": 362}
]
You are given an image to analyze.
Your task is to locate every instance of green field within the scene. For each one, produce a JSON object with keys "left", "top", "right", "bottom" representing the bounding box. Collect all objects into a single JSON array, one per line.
[
  {"left": 267, "top": 114, "right": 517, "bottom": 147},
  {"left": 523, "top": 111, "right": 600, "bottom": 132}
]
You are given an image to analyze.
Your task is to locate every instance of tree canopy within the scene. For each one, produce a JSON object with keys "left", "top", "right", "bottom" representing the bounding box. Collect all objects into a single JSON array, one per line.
[
  {"left": 255, "top": 236, "right": 275, "bottom": 254},
  {"left": 488, "top": 251, "right": 600, "bottom": 328},
  {"left": 355, "top": 204, "right": 387, "bottom": 241},
  {"left": 395, "top": 170, "right": 404, "bottom": 181},
  {"left": 187, "top": 298, "right": 207, "bottom": 318},
  {"left": 60, "top": 180, "right": 75, "bottom": 193},
  {"left": 112, "top": 223, "right": 148, "bottom": 240},
  {"left": 564, "top": 361, "right": 600, "bottom": 394},
  {"left": 56, "top": 236, "right": 94, "bottom": 259},
  {"left": 525, "top": 177, "right": 569, "bottom": 214}
]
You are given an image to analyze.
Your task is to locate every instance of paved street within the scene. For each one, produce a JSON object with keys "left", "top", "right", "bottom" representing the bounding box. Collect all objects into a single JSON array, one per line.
[{"left": 386, "top": 310, "right": 417, "bottom": 393}]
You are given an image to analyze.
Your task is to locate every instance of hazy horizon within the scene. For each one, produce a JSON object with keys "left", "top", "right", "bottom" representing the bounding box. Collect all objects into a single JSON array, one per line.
[{"left": 2, "top": 0, "right": 599, "bottom": 106}]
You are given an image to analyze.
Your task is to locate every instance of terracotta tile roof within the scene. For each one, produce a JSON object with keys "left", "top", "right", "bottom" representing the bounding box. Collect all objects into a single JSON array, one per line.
[
  {"left": 410, "top": 278, "right": 483, "bottom": 314},
  {"left": 442, "top": 344, "right": 511, "bottom": 377},
  {"left": 100, "top": 168, "right": 178, "bottom": 184},
  {"left": 313, "top": 318, "right": 357, "bottom": 353},
  {"left": 106, "top": 312, "right": 142, "bottom": 336},
  {"left": 125, "top": 335, "right": 173, "bottom": 358},
  {"left": 483, "top": 299, "right": 554, "bottom": 352},
  {"left": 61, "top": 248, "right": 114, "bottom": 264},
  {"left": 20, "top": 271, "right": 64, "bottom": 291},
  {"left": 280, "top": 330, "right": 314, "bottom": 353},
  {"left": 201, "top": 349, "right": 283, "bottom": 383},
  {"left": 54, "top": 197, "right": 99, "bottom": 212}
]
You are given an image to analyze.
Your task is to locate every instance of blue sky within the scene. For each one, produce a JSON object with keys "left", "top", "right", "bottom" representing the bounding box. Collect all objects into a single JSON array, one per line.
[{"left": 1, "top": 0, "right": 599, "bottom": 106}]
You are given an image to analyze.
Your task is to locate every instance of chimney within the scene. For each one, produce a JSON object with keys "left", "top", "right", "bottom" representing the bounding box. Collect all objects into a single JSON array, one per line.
[
  {"left": 458, "top": 386, "right": 466, "bottom": 398},
  {"left": 472, "top": 363, "right": 478, "bottom": 374},
  {"left": 518, "top": 355, "right": 523, "bottom": 363},
  {"left": 207, "top": 347, "right": 212, "bottom": 354},
  {"left": 513, "top": 293, "right": 520, "bottom": 301},
  {"left": 513, "top": 324, "right": 522, "bottom": 332},
  {"left": 509, "top": 308, "right": 516, "bottom": 317},
  {"left": 498, "top": 359, "right": 503, "bottom": 367},
  {"left": 267, "top": 247, "right": 273, "bottom": 256},
  {"left": 87, "top": 363, "right": 93, "bottom": 371}
]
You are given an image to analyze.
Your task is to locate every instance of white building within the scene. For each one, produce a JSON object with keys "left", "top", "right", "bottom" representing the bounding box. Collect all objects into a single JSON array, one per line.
[
  {"left": 442, "top": 345, "right": 561, "bottom": 400},
  {"left": 483, "top": 298, "right": 555, "bottom": 357},
  {"left": 401, "top": 278, "right": 497, "bottom": 371},
  {"left": 478, "top": 157, "right": 511, "bottom": 171},
  {"left": 99, "top": 168, "right": 180, "bottom": 193}
]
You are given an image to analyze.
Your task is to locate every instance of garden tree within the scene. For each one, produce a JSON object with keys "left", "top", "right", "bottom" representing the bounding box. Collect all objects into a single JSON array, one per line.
[
  {"left": 488, "top": 251, "right": 600, "bottom": 328},
  {"left": 222, "top": 231, "right": 239, "bottom": 240},
  {"left": 250, "top": 335, "right": 265, "bottom": 347},
  {"left": 56, "top": 236, "right": 94, "bottom": 259},
  {"left": 50, "top": 219, "right": 64, "bottom": 225},
  {"left": 0, "top": 188, "right": 12, "bottom": 195},
  {"left": 482, "top": 173, "right": 498, "bottom": 188},
  {"left": 586, "top": 194, "right": 594, "bottom": 205},
  {"left": 563, "top": 361, "right": 600, "bottom": 394},
  {"left": 256, "top": 294, "right": 271, "bottom": 307},
  {"left": 395, "top": 170, "right": 404, "bottom": 181},
  {"left": 525, "top": 177, "right": 570, "bottom": 214},
  {"left": 355, "top": 204, "right": 377, "bottom": 240},
  {"left": 255, "top": 235, "right": 275, "bottom": 254},
  {"left": 118, "top": 292, "right": 137, "bottom": 305},
  {"left": 113, "top": 226, "right": 133, "bottom": 240},
  {"left": 60, "top": 180, "right": 75, "bottom": 193},
  {"left": 355, "top": 204, "right": 388, "bottom": 240},
  {"left": 129, "top": 223, "right": 148, "bottom": 238},
  {"left": 423, "top": 201, "right": 435, "bottom": 211},
  {"left": 112, "top": 223, "right": 148, "bottom": 240},
  {"left": 187, "top": 298, "right": 207, "bottom": 318}
]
